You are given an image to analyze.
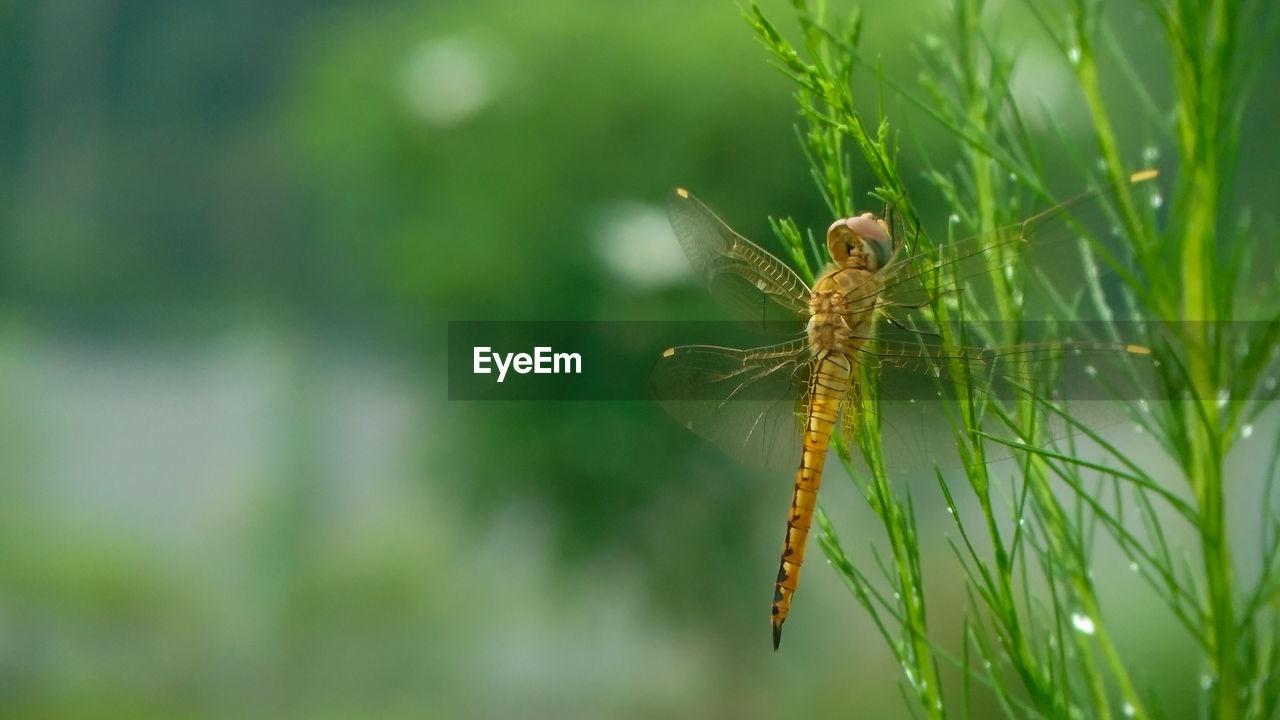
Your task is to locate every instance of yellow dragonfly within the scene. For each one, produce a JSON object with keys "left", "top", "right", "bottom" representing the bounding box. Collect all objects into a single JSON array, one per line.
[{"left": 653, "top": 170, "right": 1157, "bottom": 649}]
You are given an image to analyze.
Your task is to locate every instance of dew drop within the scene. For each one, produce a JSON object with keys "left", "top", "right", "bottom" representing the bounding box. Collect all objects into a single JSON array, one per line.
[
  {"left": 1134, "top": 424, "right": 1145, "bottom": 434},
  {"left": 1201, "top": 674, "right": 1216, "bottom": 690},
  {"left": 1242, "top": 424, "right": 1254, "bottom": 439},
  {"left": 1122, "top": 702, "right": 1136, "bottom": 718},
  {"left": 1142, "top": 145, "right": 1159, "bottom": 163},
  {"left": 946, "top": 505, "right": 955, "bottom": 514},
  {"left": 1070, "top": 612, "right": 1096, "bottom": 635},
  {"left": 1096, "top": 157, "right": 1107, "bottom": 172},
  {"left": 1138, "top": 398, "right": 1151, "bottom": 413},
  {"left": 1217, "top": 388, "right": 1230, "bottom": 409},
  {"left": 1266, "top": 376, "right": 1277, "bottom": 391},
  {"left": 1008, "top": 172, "right": 1017, "bottom": 182},
  {"left": 1150, "top": 192, "right": 1164, "bottom": 209},
  {"left": 1067, "top": 46, "right": 1082, "bottom": 65},
  {"left": 949, "top": 213, "right": 961, "bottom": 224},
  {"left": 1129, "top": 561, "right": 1139, "bottom": 572},
  {"left": 1084, "top": 365, "right": 1098, "bottom": 377}
]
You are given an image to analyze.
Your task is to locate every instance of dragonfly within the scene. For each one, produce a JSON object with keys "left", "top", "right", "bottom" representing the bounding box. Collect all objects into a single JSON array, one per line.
[{"left": 652, "top": 170, "right": 1158, "bottom": 650}]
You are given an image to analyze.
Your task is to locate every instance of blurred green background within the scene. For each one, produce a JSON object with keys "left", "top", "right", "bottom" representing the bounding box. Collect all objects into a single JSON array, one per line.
[{"left": 0, "top": 1, "right": 1276, "bottom": 717}]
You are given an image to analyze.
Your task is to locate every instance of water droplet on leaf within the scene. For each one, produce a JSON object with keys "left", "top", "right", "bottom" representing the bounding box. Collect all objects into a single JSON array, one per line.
[{"left": 1070, "top": 613, "right": 1095, "bottom": 635}]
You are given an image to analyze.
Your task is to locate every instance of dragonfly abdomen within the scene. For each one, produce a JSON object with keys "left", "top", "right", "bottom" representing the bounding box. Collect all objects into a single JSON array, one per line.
[{"left": 771, "top": 351, "right": 852, "bottom": 650}]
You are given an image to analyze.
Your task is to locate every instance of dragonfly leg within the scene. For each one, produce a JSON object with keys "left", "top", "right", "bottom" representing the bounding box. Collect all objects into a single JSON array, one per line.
[{"left": 880, "top": 308, "right": 941, "bottom": 340}]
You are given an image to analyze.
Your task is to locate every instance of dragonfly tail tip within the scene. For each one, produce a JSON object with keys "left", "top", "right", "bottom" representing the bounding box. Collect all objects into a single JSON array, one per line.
[{"left": 772, "top": 621, "right": 783, "bottom": 651}]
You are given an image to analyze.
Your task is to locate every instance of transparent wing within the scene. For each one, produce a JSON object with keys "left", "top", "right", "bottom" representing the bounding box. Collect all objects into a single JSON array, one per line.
[
  {"left": 850, "top": 333, "right": 1155, "bottom": 474},
  {"left": 650, "top": 338, "right": 811, "bottom": 472},
  {"left": 865, "top": 170, "right": 1159, "bottom": 311},
  {"left": 668, "top": 188, "right": 811, "bottom": 329}
]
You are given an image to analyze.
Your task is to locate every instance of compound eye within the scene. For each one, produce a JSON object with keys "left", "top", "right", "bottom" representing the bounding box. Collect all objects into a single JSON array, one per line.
[
  {"left": 844, "top": 214, "right": 893, "bottom": 269},
  {"left": 825, "top": 218, "right": 853, "bottom": 263}
]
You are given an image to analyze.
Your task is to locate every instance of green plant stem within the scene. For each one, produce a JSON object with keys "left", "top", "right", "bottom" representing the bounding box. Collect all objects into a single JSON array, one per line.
[
  {"left": 1197, "top": 436, "right": 1237, "bottom": 718},
  {"left": 955, "top": 2, "right": 1081, "bottom": 713},
  {"left": 856, "top": 213, "right": 946, "bottom": 720},
  {"left": 1069, "top": 1, "right": 1160, "bottom": 297},
  {"left": 1075, "top": 0, "right": 1243, "bottom": 714},
  {"left": 1168, "top": 0, "right": 1238, "bottom": 715},
  {"left": 1178, "top": 39, "right": 1234, "bottom": 719}
]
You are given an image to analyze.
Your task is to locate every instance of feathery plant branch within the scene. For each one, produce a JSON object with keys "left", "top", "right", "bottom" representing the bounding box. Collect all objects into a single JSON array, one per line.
[
  {"left": 745, "top": 0, "right": 1279, "bottom": 717},
  {"left": 745, "top": 4, "right": 948, "bottom": 715}
]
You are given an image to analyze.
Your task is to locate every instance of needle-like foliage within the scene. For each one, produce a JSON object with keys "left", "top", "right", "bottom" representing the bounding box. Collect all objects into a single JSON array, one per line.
[{"left": 745, "top": 0, "right": 1280, "bottom": 717}]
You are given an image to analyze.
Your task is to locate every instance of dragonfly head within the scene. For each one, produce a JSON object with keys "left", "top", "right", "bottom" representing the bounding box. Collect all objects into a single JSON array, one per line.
[{"left": 827, "top": 213, "right": 893, "bottom": 271}]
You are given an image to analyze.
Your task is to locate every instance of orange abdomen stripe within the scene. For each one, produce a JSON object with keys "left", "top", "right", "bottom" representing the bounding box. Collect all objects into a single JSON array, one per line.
[{"left": 771, "top": 353, "right": 851, "bottom": 649}]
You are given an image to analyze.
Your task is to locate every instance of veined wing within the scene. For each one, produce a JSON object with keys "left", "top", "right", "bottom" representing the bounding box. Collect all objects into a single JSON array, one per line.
[
  {"left": 843, "top": 331, "right": 1154, "bottom": 474},
  {"left": 668, "top": 188, "right": 811, "bottom": 329},
  {"left": 651, "top": 338, "right": 811, "bottom": 472},
  {"left": 652, "top": 332, "right": 1152, "bottom": 476},
  {"left": 859, "top": 170, "right": 1159, "bottom": 310},
  {"left": 859, "top": 331, "right": 1152, "bottom": 400}
]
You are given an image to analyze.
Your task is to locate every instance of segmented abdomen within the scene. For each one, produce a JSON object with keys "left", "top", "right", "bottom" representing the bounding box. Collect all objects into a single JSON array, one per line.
[{"left": 771, "top": 351, "right": 852, "bottom": 649}]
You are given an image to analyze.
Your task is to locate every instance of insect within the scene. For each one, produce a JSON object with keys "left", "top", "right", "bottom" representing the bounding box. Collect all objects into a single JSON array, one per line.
[{"left": 652, "top": 171, "right": 1157, "bottom": 649}]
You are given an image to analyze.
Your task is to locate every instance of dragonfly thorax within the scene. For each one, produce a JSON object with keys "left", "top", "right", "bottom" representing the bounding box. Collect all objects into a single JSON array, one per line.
[{"left": 807, "top": 266, "right": 881, "bottom": 354}]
